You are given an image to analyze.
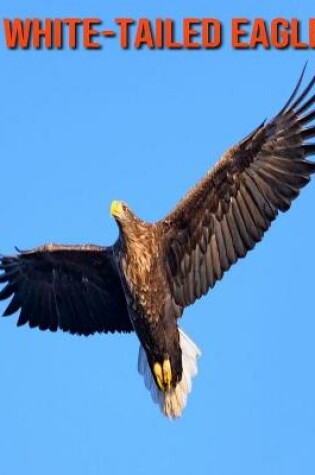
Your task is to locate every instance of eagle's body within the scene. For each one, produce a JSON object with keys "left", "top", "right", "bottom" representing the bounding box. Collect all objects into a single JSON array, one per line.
[
  {"left": 1, "top": 68, "right": 315, "bottom": 418},
  {"left": 115, "top": 217, "right": 183, "bottom": 388}
]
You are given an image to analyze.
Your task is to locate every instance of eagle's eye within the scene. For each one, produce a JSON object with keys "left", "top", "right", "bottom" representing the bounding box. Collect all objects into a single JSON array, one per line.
[{"left": 122, "top": 203, "right": 128, "bottom": 213}]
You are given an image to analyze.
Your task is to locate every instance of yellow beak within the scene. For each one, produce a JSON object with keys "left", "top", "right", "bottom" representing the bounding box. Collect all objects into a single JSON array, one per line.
[{"left": 110, "top": 200, "right": 122, "bottom": 218}]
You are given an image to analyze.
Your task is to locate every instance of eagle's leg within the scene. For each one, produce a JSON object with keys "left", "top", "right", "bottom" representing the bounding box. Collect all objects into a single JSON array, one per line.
[
  {"left": 153, "top": 360, "right": 172, "bottom": 392},
  {"left": 162, "top": 360, "right": 172, "bottom": 390}
]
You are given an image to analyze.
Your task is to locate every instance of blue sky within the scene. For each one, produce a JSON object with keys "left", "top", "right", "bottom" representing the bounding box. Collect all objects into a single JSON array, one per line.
[{"left": 0, "top": 1, "right": 315, "bottom": 474}]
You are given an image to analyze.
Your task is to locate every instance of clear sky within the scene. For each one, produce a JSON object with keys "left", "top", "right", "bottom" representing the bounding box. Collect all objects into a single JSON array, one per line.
[{"left": 0, "top": 1, "right": 315, "bottom": 474}]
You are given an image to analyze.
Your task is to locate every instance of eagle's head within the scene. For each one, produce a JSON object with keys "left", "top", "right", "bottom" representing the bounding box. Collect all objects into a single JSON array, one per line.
[
  {"left": 110, "top": 200, "right": 148, "bottom": 248},
  {"left": 110, "top": 200, "right": 135, "bottom": 226}
]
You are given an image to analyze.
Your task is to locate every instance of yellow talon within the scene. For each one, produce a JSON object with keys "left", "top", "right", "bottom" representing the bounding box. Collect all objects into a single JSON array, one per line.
[
  {"left": 163, "top": 359, "right": 172, "bottom": 391},
  {"left": 153, "top": 362, "right": 164, "bottom": 391},
  {"left": 153, "top": 359, "right": 172, "bottom": 392}
]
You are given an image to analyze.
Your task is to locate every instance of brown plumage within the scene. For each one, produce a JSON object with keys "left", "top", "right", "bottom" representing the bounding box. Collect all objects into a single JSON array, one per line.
[{"left": 1, "top": 68, "right": 315, "bottom": 418}]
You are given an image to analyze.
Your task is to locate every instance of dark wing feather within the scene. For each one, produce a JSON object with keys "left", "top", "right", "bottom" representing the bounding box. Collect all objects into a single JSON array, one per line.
[
  {"left": 0, "top": 244, "right": 132, "bottom": 335},
  {"left": 161, "top": 69, "right": 315, "bottom": 310}
]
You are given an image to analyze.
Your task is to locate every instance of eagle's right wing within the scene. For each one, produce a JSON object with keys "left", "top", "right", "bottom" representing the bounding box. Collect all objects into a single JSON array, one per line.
[
  {"left": 0, "top": 244, "right": 133, "bottom": 335},
  {"left": 161, "top": 68, "right": 315, "bottom": 310}
]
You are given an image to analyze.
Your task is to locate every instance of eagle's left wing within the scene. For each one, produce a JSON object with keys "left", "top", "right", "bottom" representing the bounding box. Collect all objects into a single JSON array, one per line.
[
  {"left": 0, "top": 244, "right": 133, "bottom": 335},
  {"left": 161, "top": 69, "right": 315, "bottom": 310}
]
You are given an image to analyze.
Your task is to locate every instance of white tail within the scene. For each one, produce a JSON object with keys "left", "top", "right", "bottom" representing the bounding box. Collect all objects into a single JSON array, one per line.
[{"left": 137, "top": 328, "right": 201, "bottom": 419}]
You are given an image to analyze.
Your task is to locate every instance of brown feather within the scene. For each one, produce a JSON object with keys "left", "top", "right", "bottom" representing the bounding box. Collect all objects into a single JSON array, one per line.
[{"left": 161, "top": 70, "right": 315, "bottom": 310}]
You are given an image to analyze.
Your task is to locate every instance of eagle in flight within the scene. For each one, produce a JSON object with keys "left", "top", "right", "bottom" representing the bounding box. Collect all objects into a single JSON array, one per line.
[{"left": 1, "top": 68, "right": 315, "bottom": 419}]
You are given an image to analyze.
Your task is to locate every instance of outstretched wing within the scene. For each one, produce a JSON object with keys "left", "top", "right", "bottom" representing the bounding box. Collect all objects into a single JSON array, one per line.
[
  {"left": 0, "top": 244, "right": 133, "bottom": 335},
  {"left": 161, "top": 68, "right": 315, "bottom": 310}
]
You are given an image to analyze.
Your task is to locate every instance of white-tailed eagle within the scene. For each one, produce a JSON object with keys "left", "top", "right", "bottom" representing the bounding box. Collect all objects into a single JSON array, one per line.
[{"left": 1, "top": 68, "right": 315, "bottom": 418}]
